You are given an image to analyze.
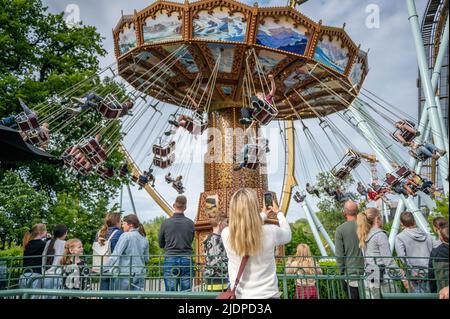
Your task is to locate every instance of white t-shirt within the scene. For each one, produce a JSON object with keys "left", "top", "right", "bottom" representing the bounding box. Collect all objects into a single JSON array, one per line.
[{"left": 221, "top": 212, "right": 292, "bottom": 299}]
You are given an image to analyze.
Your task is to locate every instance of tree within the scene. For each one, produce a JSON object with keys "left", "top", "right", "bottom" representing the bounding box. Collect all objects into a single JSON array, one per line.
[
  {"left": 285, "top": 220, "right": 321, "bottom": 256},
  {"left": 314, "top": 172, "right": 355, "bottom": 240},
  {"left": 143, "top": 216, "right": 167, "bottom": 255},
  {"left": 0, "top": 0, "right": 127, "bottom": 250},
  {"left": 0, "top": 171, "right": 49, "bottom": 247}
]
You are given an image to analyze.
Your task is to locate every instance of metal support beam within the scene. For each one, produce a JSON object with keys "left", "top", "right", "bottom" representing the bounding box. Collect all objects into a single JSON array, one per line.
[
  {"left": 406, "top": 1, "right": 449, "bottom": 187},
  {"left": 347, "top": 105, "right": 431, "bottom": 234},
  {"left": 280, "top": 120, "right": 298, "bottom": 215},
  {"left": 126, "top": 183, "right": 138, "bottom": 216},
  {"left": 305, "top": 199, "right": 336, "bottom": 254},
  {"left": 389, "top": 200, "right": 405, "bottom": 251},
  {"left": 301, "top": 201, "right": 328, "bottom": 256}
]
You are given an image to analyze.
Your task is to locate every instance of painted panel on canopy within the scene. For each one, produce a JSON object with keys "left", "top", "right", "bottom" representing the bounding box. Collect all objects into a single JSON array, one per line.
[
  {"left": 118, "top": 23, "right": 137, "bottom": 55},
  {"left": 193, "top": 7, "right": 247, "bottom": 42},
  {"left": 221, "top": 86, "right": 232, "bottom": 95},
  {"left": 283, "top": 64, "right": 312, "bottom": 90},
  {"left": 314, "top": 35, "right": 349, "bottom": 74},
  {"left": 255, "top": 50, "right": 287, "bottom": 75},
  {"left": 163, "top": 45, "right": 199, "bottom": 73},
  {"left": 256, "top": 16, "right": 309, "bottom": 55},
  {"left": 136, "top": 51, "right": 177, "bottom": 77},
  {"left": 143, "top": 10, "right": 182, "bottom": 43},
  {"left": 208, "top": 44, "right": 235, "bottom": 73}
]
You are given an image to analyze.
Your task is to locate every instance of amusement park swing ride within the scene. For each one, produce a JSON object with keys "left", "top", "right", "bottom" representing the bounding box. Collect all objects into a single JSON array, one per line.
[{"left": 2, "top": 0, "right": 448, "bottom": 257}]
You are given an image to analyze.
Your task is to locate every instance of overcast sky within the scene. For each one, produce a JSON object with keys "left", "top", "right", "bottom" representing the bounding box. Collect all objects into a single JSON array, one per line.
[{"left": 42, "top": 0, "right": 429, "bottom": 223}]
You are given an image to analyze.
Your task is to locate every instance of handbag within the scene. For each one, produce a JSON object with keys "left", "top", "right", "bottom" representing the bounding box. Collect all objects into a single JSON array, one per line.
[{"left": 216, "top": 256, "right": 249, "bottom": 299}]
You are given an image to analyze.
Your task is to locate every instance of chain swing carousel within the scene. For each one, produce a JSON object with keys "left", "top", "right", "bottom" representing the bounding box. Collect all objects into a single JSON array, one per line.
[{"left": 112, "top": 0, "right": 369, "bottom": 257}]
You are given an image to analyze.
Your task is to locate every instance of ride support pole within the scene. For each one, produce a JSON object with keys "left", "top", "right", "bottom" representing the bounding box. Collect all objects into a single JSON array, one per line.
[
  {"left": 347, "top": 105, "right": 431, "bottom": 234},
  {"left": 406, "top": 1, "right": 449, "bottom": 187},
  {"left": 300, "top": 201, "right": 328, "bottom": 256},
  {"left": 127, "top": 183, "right": 138, "bottom": 215},
  {"left": 389, "top": 200, "right": 405, "bottom": 252},
  {"left": 305, "top": 199, "right": 336, "bottom": 254}
]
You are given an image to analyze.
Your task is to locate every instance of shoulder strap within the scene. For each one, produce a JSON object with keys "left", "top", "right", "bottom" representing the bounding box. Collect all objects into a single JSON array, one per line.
[
  {"left": 107, "top": 229, "right": 119, "bottom": 242},
  {"left": 231, "top": 256, "right": 249, "bottom": 293}
]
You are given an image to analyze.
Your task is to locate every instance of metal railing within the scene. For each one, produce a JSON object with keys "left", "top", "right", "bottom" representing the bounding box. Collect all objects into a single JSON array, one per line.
[{"left": 0, "top": 255, "right": 446, "bottom": 299}]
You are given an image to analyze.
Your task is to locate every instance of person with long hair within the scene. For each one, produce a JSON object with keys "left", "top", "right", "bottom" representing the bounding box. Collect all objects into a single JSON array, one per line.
[
  {"left": 95, "top": 212, "right": 124, "bottom": 252},
  {"left": 60, "top": 239, "right": 90, "bottom": 292},
  {"left": 221, "top": 188, "right": 292, "bottom": 299},
  {"left": 286, "top": 244, "right": 322, "bottom": 299},
  {"left": 42, "top": 224, "right": 68, "bottom": 272},
  {"left": 428, "top": 226, "right": 449, "bottom": 293},
  {"left": 203, "top": 212, "right": 229, "bottom": 292},
  {"left": 106, "top": 214, "right": 149, "bottom": 291},
  {"left": 19, "top": 224, "right": 48, "bottom": 292},
  {"left": 41, "top": 224, "right": 68, "bottom": 296},
  {"left": 357, "top": 208, "right": 407, "bottom": 299}
]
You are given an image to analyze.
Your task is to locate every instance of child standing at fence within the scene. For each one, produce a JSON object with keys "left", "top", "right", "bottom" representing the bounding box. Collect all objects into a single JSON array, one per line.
[
  {"left": 203, "top": 212, "right": 229, "bottom": 292},
  {"left": 286, "top": 244, "right": 322, "bottom": 299},
  {"left": 60, "top": 239, "right": 90, "bottom": 293}
]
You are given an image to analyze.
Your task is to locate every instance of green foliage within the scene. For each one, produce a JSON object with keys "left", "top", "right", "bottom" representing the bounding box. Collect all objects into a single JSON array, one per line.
[
  {"left": 0, "top": 246, "right": 22, "bottom": 258},
  {"left": 143, "top": 216, "right": 167, "bottom": 255},
  {"left": 285, "top": 220, "right": 322, "bottom": 256},
  {"left": 431, "top": 195, "right": 449, "bottom": 220},
  {"left": 314, "top": 172, "right": 355, "bottom": 241},
  {"left": 0, "top": 171, "right": 49, "bottom": 246},
  {"left": 0, "top": 0, "right": 127, "bottom": 250}
]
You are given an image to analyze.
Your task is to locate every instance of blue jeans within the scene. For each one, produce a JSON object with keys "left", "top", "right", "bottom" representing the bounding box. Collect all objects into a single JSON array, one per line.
[
  {"left": 410, "top": 280, "right": 430, "bottom": 293},
  {"left": 163, "top": 256, "right": 193, "bottom": 291},
  {"left": 0, "top": 116, "right": 18, "bottom": 129},
  {"left": 417, "top": 143, "right": 437, "bottom": 158}
]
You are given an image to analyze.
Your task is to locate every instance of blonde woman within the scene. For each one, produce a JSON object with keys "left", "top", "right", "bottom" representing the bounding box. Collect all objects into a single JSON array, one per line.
[
  {"left": 357, "top": 208, "right": 407, "bottom": 299},
  {"left": 221, "top": 188, "right": 292, "bottom": 299},
  {"left": 286, "top": 244, "right": 322, "bottom": 299}
]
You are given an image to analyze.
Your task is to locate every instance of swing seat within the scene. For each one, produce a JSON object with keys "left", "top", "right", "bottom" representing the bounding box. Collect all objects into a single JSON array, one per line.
[
  {"left": 244, "top": 144, "right": 262, "bottom": 170},
  {"left": 333, "top": 167, "right": 350, "bottom": 180},
  {"left": 153, "top": 141, "right": 176, "bottom": 157},
  {"left": 131, "top": 175, "right": 138, "bottom": 184},
  {"left": 409, "top": 150, "right": 427, "bottom": 162},
  {"left": 25, "top": 128, "right": 49, "bottom": 147},
  {"left": 153, "top": 153, "right": 175, "bottom": 169},
  {"left": 15, "top": 112, "right": 40, "bottom": 132},
  {"left": 251, "top": 98, "right": 278, "bottom": 126},
  {"left": 97, "top": 94, "right": 125, "bottom": 119},
  {"left": 185, "top": 117, "right": 208, "bottom": 135},
  {"left": 138, "top": 175, "right": 149, "bottom": 188},
  {"left": 87, "top": 148, "right": 107, "bottom": 166},
  {"left": 97, "top": 166, "right": 115, "bottom": 180},
  {"left": 165, "top": 175, "right": 174, "bottom": 184},
  {"left": 395, "top": 166, "right": 411, "bottom": 178},
  {"left": 392, "top": 130, "right": 416, "bottom": 144},
  {"left": 119, "top": 164, "right": 129, "bottom": 177},
  {"left": 80, "top": 138, "right": 107, "bottom": 165},
  {"left": 344, "top": 156, "right": 362, "bottom": 169},
  {"left": 172, "top": 182, "right": 185, "bottom": 194},
  {"left": 385, "top": 175, "right": 399, "bottom": 186}
]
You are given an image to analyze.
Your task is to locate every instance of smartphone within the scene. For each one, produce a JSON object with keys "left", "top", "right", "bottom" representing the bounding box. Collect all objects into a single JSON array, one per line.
[{"left": 264, "top": 192, "right": 273, "bottom": 208}]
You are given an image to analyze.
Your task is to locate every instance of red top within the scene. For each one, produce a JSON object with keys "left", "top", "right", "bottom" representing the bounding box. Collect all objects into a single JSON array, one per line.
[{"left": 368, "top": 191, "right": 378, "bottom": 201}]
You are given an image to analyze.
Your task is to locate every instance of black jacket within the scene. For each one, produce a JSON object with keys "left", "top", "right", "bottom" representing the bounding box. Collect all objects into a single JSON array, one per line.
[
  {"left": 23, "top": 239, "right": 47, "bottom": 274},
  {"left": 428, "top": 243, "right": 449, "bottom": 293}
]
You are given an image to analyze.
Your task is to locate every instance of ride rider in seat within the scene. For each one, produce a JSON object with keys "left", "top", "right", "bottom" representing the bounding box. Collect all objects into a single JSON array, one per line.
[
  {"left": 393, "top": 120, "right": 419, "bottom": 145},
  {"left": 306, "top": 183, "right": 320, "bottom": 197},
  {"left": 407, "top": 141, "right": 446, "bottom": 161},
  {"left": 166, "top": 96, "right": 205, "bottom": 135},
  {"left": 239, "top": 74, "right": 276, "bottom": 125}
]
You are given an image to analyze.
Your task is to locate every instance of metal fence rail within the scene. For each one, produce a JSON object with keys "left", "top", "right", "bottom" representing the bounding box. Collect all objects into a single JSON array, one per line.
[{"left": 0, "top": 255, "right": 446, "bottom": 299}]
